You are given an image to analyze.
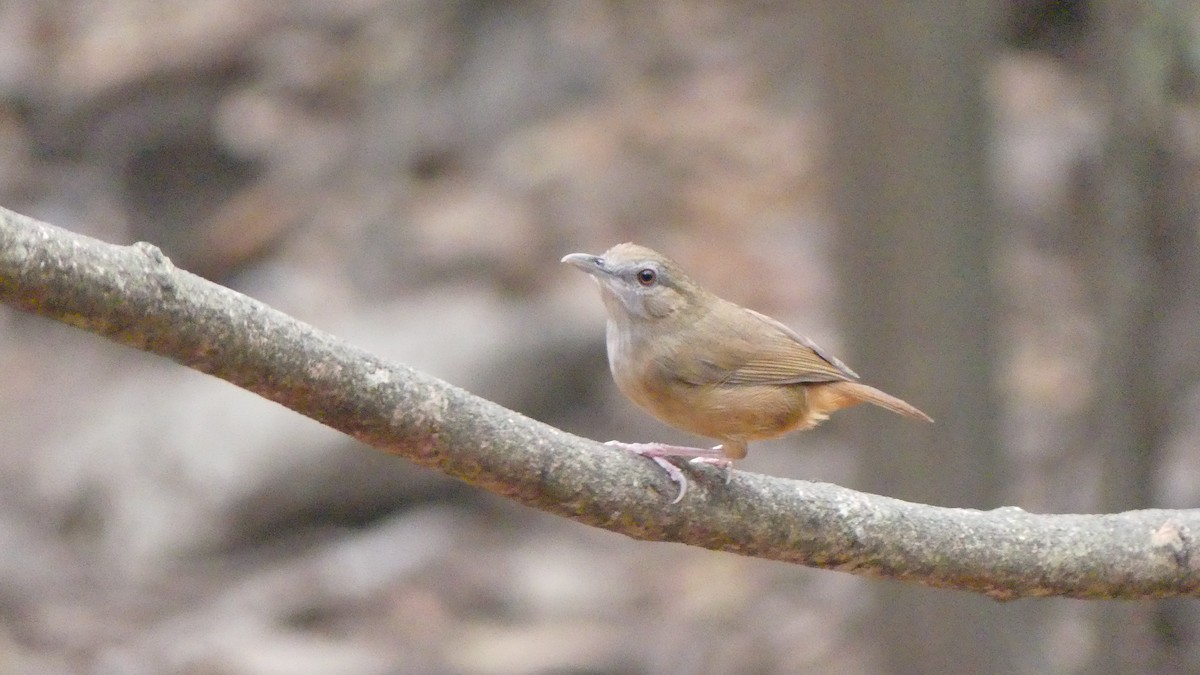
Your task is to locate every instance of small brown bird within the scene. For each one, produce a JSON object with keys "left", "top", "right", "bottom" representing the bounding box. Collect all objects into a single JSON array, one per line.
[{"left": 563, "top": 243, "right": 931, "bottom": 502}]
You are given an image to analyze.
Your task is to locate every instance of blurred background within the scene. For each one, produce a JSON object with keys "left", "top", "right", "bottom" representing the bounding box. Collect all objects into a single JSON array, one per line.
[{"left": 1, "top": 0, "right": 1199, "bottom": 673}]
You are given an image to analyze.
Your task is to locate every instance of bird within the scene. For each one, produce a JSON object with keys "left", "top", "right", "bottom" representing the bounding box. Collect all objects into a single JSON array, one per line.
[{"left": 562, "top": 242, "right": 931, "bottom": 502}]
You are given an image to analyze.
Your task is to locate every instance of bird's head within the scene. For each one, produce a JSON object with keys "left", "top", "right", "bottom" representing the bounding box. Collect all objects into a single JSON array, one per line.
[{"left": 561, "top": 243, "right": 703, "bottom": 323}]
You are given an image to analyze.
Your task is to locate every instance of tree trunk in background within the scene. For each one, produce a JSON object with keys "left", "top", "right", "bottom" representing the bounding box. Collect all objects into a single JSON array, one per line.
[
  {"left": 1082, "top": 1, "right": 1195, "bottom": 672},
  {"left": 820, "top": 3, "right": 1031, "bottom": 673}
]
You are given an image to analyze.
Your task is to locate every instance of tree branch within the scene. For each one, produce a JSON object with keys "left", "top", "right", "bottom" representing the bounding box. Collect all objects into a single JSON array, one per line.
[{"left": 1, "top": 205, "right": 1197, "bottom": 600}]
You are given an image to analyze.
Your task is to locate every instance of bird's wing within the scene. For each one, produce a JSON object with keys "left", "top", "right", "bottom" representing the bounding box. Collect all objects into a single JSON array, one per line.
[
  {"left": 735, "top": 309, "right": 859, "bottom": 382},
  {"left": 666, "top": 306, "right": 858, "bottom": 386}
]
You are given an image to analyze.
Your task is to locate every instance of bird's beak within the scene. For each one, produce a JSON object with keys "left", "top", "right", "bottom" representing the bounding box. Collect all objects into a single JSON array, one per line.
[{"left": 561, "top": 253, "right": 609, "bottom": 277}]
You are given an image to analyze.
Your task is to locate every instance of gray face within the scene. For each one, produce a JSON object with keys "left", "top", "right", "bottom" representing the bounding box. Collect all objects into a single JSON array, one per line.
[{"left": 561, "top": 244, "right": 693, "bottom": 322}]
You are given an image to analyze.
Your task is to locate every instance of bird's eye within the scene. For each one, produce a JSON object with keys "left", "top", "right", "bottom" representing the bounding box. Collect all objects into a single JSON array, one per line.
[{"left": 636, "top": 268, "right": 657, "bottom": 286}]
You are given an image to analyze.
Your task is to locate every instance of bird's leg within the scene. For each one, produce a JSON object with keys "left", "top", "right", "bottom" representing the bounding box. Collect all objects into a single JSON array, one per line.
[{"left": 604, "top": 441, "right": 731, "bottom": 502}]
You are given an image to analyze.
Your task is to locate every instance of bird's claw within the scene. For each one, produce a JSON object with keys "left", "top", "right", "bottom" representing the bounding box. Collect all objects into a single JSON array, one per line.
[
  {"left": 648, "top": 456, "right": 688, "bottom": 503},
  {"left": 689, "top": 456, "right": 734, "bottom": 484},
  {"left": 605, "top": 441, "right": 690, "bottom": 503}
]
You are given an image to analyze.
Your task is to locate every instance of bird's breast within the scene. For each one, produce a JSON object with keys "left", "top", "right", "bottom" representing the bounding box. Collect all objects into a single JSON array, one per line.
[{"left": 605, "top": 320, "right": 816, "bottom": 441}]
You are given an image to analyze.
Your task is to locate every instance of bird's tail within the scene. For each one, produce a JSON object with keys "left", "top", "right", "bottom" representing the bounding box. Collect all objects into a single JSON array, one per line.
[{"left": 810, "top": 381, "right": 933, "bottom": 423}]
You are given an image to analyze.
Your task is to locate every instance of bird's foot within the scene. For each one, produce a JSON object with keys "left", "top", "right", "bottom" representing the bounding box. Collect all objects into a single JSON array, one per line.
[
  {"left": 689, "top": 453, "right": 734, "bottom": 484},
  {"left": 604, "top": 441, "right": 729, "bottom": 502}
]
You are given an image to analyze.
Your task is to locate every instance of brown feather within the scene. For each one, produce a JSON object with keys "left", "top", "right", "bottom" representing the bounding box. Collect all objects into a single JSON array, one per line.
[
  {"left": 564, "top": 242, "right": 933, "bottom": 473},
  {"left": 668, "top": 299, "right": 856, "bottom": 387},
  {"left": 808, "top": 381, "right": 934, "bottom": 422}
]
